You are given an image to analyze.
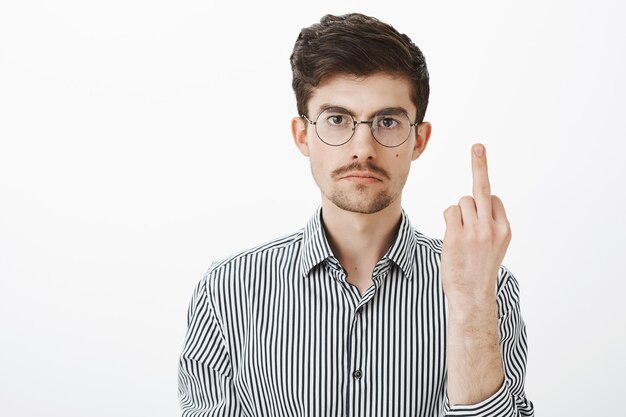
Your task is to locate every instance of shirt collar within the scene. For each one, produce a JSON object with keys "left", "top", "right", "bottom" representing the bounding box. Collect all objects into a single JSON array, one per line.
[
  {"left": 300, "top": 206, "right": 335, "bottom": 278},
  {"left": 383, "top": 207, "right": 417, "bottom": 280},
  {"left": 300, "top": 205, "right": 417, "bottom": 280}
]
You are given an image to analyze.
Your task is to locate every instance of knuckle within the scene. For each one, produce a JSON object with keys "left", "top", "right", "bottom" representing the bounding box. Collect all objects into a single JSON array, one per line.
[
  {"left": 443, "top": 206, "right": 460, "bottom": 221},
  {"left": 502, "top": 223, "right": 512, "bottom": 241},
  {"left": 458, "top": 195, "right": 474, "bottom": 205}
]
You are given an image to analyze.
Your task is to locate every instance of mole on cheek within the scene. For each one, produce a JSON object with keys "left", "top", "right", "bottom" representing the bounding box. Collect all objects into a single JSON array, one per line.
[{"left": 396, "top": 154, "right": 399, "bottom": 158}]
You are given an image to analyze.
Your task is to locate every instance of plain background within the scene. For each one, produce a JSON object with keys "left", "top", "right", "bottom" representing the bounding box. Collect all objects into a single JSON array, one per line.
[{"left": 1, "top": 0, "right": 625, "bottom": 415}]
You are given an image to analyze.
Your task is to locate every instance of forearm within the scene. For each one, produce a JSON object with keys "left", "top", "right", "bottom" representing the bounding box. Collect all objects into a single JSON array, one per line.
[
  {"left": 435, "top": 144, "right": 533, "bottom": 414},
  {"left": 446, "top": 295, "right": 504, "bottom": 406}
]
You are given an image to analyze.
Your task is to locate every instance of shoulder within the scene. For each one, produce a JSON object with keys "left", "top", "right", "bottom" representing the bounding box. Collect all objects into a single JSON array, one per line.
[
  {"left": 411, "top": 227, "right": 444, "bottom": 255},
  {"left": 495, "top": 264, "right": 523, "bottom": 316},
  {"left": 202, "top": 228, "right": 304, "bottom": 283}
]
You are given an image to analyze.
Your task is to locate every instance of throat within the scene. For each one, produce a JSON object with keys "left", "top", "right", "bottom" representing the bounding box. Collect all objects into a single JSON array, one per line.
[{"left": 344, "top": 264, "right": 376, "bottom": 296}]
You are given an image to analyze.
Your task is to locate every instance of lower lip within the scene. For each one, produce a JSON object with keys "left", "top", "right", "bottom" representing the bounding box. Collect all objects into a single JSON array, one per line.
[{"left": 343, "top": 176, "right": 381, "bottom": 184}]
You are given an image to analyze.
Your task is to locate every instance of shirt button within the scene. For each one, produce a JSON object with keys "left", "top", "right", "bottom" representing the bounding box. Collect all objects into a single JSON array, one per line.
[{"left": 352, "top": 369, "right": 362, "bottom": 379}]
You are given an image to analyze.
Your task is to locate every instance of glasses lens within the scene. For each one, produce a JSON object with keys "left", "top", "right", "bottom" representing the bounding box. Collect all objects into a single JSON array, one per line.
[
  {"left": 372, "top": 110, "right": 411, "bottom": 147},
  {"left": 315, "top": 109, "right": 354, "bottom": 145}
]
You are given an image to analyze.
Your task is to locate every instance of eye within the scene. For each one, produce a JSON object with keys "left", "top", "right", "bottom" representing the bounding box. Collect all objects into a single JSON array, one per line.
[
  {"left": 324, "top": 113, "right": 352, "bottom": 128},
  {"left": 378, "top": 117, "right": 399, "bottom": 129},
  {"left": 329, "top": 115, "right": 344, "bottom": 125}
]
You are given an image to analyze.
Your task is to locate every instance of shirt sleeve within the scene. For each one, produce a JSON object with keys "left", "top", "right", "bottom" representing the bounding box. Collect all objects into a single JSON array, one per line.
[
  {"left": 443, "top": 265, "right": 535, "bottom": 417},
  {"left": 177, "top": 274, "right": 243, "bottom": 416}
]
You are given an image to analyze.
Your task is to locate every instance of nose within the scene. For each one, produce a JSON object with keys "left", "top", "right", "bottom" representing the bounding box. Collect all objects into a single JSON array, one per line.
[{"left": 348, "top": 121, "right": 378, "bottom": 160}]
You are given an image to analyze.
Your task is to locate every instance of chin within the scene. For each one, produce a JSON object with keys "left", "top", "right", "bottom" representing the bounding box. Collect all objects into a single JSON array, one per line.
[{"left": 330, "top": 193, "right": 394, "bottom": 215}]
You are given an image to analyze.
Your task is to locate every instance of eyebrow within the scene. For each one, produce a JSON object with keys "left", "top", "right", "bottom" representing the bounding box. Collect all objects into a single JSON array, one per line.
[{"left": 315, "top": 104, "right": 411, "bottom": 119}]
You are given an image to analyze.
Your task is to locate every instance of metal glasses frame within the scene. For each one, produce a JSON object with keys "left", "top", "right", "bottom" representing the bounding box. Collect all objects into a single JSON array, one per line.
[{"left": 300, "top": 110, "right": 420, "bottom": 148}]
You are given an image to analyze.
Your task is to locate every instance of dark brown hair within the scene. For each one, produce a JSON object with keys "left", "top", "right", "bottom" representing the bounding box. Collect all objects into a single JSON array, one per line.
[{"left": 290, "top": 13, "right": 430, "bottom": 123}]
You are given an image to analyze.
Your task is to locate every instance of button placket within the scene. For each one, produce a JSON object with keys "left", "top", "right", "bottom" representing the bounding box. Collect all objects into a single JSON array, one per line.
[{"left": 348, "top": 305, "right": 364, "bottom": 381}]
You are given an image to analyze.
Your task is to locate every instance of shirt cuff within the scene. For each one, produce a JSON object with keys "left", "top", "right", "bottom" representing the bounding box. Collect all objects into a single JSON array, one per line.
[{"left": 443, "top": 380, "right": 515, "bottom": 417}]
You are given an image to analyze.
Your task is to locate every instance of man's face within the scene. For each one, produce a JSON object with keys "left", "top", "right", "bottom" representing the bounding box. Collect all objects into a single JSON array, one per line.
[{"left": 292, "top": 72, "right": 431, "bottom": 214}]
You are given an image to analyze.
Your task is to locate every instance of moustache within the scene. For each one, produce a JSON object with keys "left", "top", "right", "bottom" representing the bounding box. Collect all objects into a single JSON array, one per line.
[{"left": 332, "top": 161, "right": 390, "bottom": 180}]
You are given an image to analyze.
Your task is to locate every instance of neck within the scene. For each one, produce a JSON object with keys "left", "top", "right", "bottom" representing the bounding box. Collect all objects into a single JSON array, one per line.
[{"left": 320, "top": 196, "right": 403, "bottom": 275}]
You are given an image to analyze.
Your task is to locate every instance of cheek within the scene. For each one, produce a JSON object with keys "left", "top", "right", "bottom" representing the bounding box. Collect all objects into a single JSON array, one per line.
[
  {"left": 388, "top": 149, "right": 413, "bottom": 180},
  {"left": 309, "top": 142, "right": 339, "bottom": 172},
  {"left": 308, "top": 151, "right": 329, "bottom": 180},
  {"left": 389, "top": 143, "right": 412, "bottom": 163}
]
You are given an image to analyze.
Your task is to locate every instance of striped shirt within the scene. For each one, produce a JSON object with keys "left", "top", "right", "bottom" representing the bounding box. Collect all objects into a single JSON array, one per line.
[{"left": 178, "top": 206, "right": 534, "bottom": 416}]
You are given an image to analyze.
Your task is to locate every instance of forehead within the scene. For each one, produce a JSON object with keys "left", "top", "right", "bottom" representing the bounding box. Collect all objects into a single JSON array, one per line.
[{"left": 308, "top": 72, "right": 415, "bottom": 117}]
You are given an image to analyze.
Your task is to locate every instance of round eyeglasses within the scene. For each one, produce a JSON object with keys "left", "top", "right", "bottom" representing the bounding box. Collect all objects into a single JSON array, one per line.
[{"left": 301, "top": 108, "right": 419, "bottom": 148}]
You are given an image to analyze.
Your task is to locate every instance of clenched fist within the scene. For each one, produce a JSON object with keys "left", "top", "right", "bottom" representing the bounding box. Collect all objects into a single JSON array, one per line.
[{"left": 441, "top": 143, "right": 512, "bottom": 306}]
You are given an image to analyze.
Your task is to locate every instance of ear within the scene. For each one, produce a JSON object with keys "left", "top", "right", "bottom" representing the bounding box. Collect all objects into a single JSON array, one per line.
[
  {"left": 412, "top": 121, "right": 432, "bottom": 161},
  {"left": 291, "top": 116, "right": 310, "bottom": 157}
]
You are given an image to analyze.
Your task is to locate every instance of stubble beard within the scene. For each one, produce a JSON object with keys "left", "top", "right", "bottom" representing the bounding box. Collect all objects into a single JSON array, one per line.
[{"left": 326, "top": 184, "right": 397, "bottom": 214}]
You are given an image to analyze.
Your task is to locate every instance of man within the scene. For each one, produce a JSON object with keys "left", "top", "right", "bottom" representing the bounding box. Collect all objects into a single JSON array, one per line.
[{"left": 178, "top": 13, "right": 534, "bottom": 416}]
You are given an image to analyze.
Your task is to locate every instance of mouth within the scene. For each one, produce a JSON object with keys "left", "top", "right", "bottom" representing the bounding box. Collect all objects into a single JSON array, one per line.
[{"left": 340, "top": 172, "right": 382, "bottom": 183}]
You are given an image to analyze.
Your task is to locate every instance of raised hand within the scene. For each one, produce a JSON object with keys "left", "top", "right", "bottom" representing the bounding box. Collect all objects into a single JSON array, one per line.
[
  {"left": 442, "top": 143, "right": 510, "bottom": 405},
  {"left": 441, "top": 143, "right": 511, "bottom": 305}
]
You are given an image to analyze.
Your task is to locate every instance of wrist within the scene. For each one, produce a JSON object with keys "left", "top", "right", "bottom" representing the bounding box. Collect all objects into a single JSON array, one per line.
[
  {"left": 447, "top": 295, "right": 498, "bottom": 325},
  {"left": 446, "top": 289, "right": 497, "bottom": 310}
]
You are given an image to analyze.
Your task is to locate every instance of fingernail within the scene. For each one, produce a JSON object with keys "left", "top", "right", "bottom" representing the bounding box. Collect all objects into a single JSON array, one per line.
[{"left": 474, "top": 144, "right": 484, "bottom": 157}]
